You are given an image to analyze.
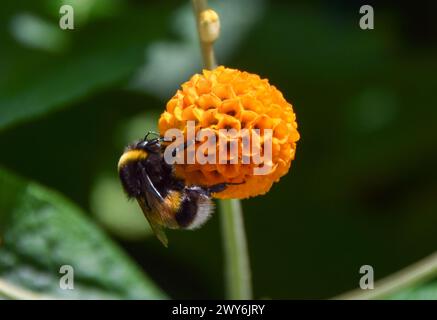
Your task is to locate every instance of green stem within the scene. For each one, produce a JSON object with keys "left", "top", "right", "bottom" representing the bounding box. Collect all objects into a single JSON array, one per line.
[
  {"left": 191, "top": 0, "right": 217, "bottom": 69},
  {"left": 191, "top": 0, "right": 252, "bottom": 299},
  {"left": 334, "top": 251, "right": 437, "bottom": 300},
  {"left": 219, "top": 199, "right": 252, "bottom": 300}
]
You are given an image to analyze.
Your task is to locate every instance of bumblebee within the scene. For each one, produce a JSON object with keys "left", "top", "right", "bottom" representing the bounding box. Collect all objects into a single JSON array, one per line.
[{"left": 118, "top": 133, "right": 228, "bottom": 246}]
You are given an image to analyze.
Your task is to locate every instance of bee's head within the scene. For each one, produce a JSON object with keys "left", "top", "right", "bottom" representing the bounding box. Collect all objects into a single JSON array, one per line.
[
  {"left": 135, "top": 137, "right": 161, "bottom": 154},
  {"left": 118, "top": 132, "right": 163, "bottom": 174},
  {"left": 134, "top": 131, "right": 163, "bottom": 153},
  {"left": 118, "top": 133, "right": 163, "bottom": 198}
]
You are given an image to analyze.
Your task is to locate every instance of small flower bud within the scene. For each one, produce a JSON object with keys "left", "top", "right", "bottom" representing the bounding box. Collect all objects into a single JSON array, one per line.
[{"left": 199, "top": 9, "right": 220, "bottom": 43}]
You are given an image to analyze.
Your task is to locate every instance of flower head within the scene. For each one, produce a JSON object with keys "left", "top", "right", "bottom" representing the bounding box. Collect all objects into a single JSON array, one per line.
[{"left": 159, "top": 66, "right": 299, "bottom": 199}]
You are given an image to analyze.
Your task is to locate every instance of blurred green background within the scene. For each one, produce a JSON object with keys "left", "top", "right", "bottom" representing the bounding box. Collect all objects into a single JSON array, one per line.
[{"left": 0, "top": 0, "right": 436, "bottom": 299}]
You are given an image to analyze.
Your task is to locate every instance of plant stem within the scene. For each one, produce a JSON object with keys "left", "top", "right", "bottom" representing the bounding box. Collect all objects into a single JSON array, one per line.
[
  {"left": 191, "top": 0, "right": 252, "bottom": 299},
  {"left": 219, "top": 199, "right": 252, "bottom": 299},
  {"left": 192, "top": 0, "right": 217, "bottom": 69},
  {"left": 334, "top": 251, "right": 437, "bottom": 300}
]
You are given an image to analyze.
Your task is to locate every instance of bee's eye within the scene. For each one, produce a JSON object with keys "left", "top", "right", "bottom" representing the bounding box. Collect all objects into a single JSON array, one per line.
[
  {"left": 139, "top": 138, "right": 161, "bottom": 153},
  {"left": 137, "top": 141, "right": 148, "bottom": 149}
]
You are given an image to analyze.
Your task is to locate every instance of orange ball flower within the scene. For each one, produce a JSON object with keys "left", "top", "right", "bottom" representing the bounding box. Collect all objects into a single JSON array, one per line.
[{"left": 158, "top": 66, "right": 299, "bottom": 199}]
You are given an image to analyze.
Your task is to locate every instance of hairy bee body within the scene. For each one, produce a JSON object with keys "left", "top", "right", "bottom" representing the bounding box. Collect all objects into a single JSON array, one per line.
[{"left": 118, "top": 137, "right": 225, "bottom": 246}]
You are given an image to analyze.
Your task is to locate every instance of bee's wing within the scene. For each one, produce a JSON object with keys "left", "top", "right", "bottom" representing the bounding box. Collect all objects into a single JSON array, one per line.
[
  {"left": 137, "top": 197, "right": 168, "bottom": 247},
  {"left": 142, "top": 168, "right": 179, "bottom": 228},
  {"left": 143, "top": 171, "right": 164, "bottom": 202}
]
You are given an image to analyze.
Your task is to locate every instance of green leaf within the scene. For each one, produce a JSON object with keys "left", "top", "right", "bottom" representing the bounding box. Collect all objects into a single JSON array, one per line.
[
  {"left": 0, "top": 5, "right": 168, "bottom": 131},
  {"left": 388, "top": 281, "right": 437, "bottom": 300},
  {"left": 0, "top": 167, "right": 166, "bottom": 299},
  {"left": 0, "top": 45, "right": 140, "bottom": 131}
]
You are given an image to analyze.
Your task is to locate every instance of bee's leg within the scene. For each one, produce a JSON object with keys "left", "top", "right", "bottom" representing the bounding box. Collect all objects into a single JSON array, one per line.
[
  {"left": 143, "top": 197, "right": 151, "bottom": 211},
  {"left": 205, "top": 181, "right": 245, "bottom": 195},
  {"left": 206, "top": 183, "right": 227, "bottom": 194},
  {"left": 169, "top": 138, "right": 196, "bottom": 159}
]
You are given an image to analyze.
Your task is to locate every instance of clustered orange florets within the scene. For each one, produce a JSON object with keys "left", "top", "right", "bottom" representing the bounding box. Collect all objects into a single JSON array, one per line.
[{"left": 158, "top": 66, "right": 299, "bottom": 199}]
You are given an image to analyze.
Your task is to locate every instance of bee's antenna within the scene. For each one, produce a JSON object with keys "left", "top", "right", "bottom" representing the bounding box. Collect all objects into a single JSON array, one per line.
[{"left": 144, "top": 131, "right": 160, "bottom": 141}]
